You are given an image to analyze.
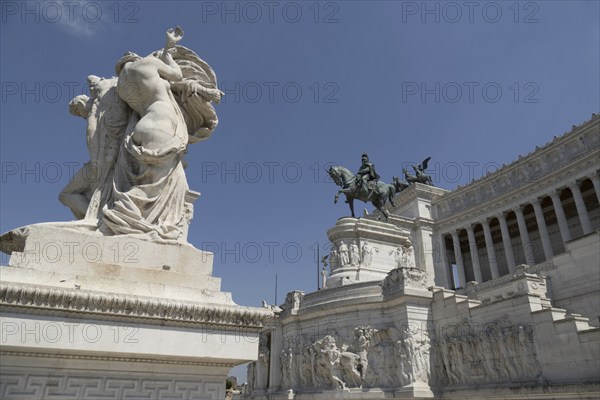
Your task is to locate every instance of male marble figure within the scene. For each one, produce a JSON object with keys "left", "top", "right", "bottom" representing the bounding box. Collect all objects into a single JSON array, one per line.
[
  {"left": 339, "top": 241, "right": 350, "bottom": 266},
  {"left": 329, "top": 248, "right": 339, "bottom": 270},
  {"left": 350, "top": 241, "right": 360, "bottom": 266},
  {"left": 361, "top": 241, "right": 374, "bottom": 266},
  {"left": 59, "top": 76, "right": 129, "bottom": 219}
]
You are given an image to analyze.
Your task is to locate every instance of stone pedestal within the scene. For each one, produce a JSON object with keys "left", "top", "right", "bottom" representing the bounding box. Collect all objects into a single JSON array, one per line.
[
  {"left": 394, "top": 382, "right": 435, "bottom": 399},
  {"left": 0, "top": 222, "right": 271, "bottom": 400},
  {"left": 326, "top": 217, "right": 412, "bottom": 287}
]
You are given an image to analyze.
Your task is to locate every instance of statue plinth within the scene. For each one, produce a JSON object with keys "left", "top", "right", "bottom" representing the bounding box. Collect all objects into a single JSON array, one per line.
[
  {"left": 1, "top": 222, "right": 223, "bottom": 303},
  {"left": 325, "top": 217, "right": 413, "bottom": 288},
  {"left": 0, "top": 222, "right": 272, "bottom": 399}
]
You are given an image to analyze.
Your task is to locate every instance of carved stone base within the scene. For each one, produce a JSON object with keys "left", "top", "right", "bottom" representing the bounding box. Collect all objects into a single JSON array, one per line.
[
  {"left": 0, "top": 222, "right": 272, "bottom": 400},
  {"left": 326, "top": 217, "right": 413, "bottom": 288},
  {"left": 394, "top": 382, "right": 434, "bottom": 399},
  {"left": 1, "top": 222, "right": 223, "bottom": 302}
]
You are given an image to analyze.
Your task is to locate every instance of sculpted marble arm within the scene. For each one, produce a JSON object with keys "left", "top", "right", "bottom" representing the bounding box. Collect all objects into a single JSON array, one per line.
[
  {"left": 154, "top": 51, "right": 183, "bottom": 82},
  {"left": 156, "top": 27, "right": 184, "bottom": 82},
  {"left": 183, "top": 81, "right": 223, "bottom": 103}
]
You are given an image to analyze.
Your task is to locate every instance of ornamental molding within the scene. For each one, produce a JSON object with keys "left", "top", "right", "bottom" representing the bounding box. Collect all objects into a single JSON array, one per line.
[
  {"left": 392, "top": 183, "right": 449, "bottom": 205},
  {"left": 0, "top": 350, "right": 235, "bottom": 368},
  {"left": 382, "top": 214, "right": 417, "bottom": 232},
  {"left": 0, "top": 369, "right": 225, "bottom": 400},
  {"left": 0, "top": 282, "right": 272, "bottom": 329},
  {"left": 327, "top": 218, "right": 408, "bottom": 245},
  {"left": 435, "top": 151, "right": 600, "bottom": 233}
]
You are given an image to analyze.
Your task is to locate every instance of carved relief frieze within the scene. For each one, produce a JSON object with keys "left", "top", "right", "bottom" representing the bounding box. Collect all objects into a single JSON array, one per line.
[{"left": 433, "top": 317, "right": 542, "bottom": 386}]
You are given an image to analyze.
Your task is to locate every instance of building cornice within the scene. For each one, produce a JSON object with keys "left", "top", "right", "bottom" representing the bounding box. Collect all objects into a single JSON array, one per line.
[
  {"left": 433, "top": 114, "right": 599, "bottom": 222},
  {"left": 327, "top": 217, "right": 409, "bottom": 245},
  {"left": 432, "top": 115, "right": 599, "bottom": 232},
  {"left": 0, "top": 282, "right": 272, "bottom": 329},
  {"left": 435, "top": 151, "right": 599, "bottom": 233},
  {"left": 392, "top": 183, "right": 449, "bottom": 205}
]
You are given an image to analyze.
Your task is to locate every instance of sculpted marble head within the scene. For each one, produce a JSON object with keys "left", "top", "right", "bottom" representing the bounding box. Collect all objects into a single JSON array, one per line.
[
  {"left": 68, "top": 94, "right": 90, "bottom": 118},
  {"left": 115, "top": 51, "right": 142, "bottom": 75}
]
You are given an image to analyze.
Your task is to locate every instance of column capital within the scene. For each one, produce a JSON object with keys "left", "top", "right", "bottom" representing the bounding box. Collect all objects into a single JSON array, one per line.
[
  {"left": 531, "top": 199, "right": 545, "bottom": 214},
  {"left": 479, "top": 217, "right": 491, "bottom": 227},
  {"left": 465, "top": 224, "right": 476, "bottom": 233},
  {"left": 495, "top": 211, "right": 507, "bottom": 220},
  {"left": 450, "top": 230, "right": 459, "bottom": 239},
  {"left": 531, "top": 197, "right": 543, "bottom": 206},
  {"left": 568, "top": 181, "right": 581, "bottom": 191},
  {"left": 549, "top": 189, "right": 562, "bottom": 199},
  {"left": 513, "top": 204, "right": 526, "bottom": 214}
]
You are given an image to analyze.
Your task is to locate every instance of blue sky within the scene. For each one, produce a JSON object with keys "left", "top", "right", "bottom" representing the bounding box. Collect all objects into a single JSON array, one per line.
[{"left": 1, "top": 0, "right": 599, "bottom": 379}]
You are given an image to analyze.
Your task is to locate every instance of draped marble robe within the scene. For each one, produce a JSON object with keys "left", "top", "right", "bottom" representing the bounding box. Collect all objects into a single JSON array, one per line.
[{"left": 100, "top": 46, "right": 222, "bottom": 240}]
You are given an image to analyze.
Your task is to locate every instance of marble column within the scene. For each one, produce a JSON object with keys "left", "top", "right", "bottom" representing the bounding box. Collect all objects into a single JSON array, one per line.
[
  {"left": 481, "top": 219, "right": 500, "bottom": 279},
  {"left": 415, "top": 226, "right": 436, "bottom": 288},
  {"left": 497, "top": 213, "right": 516, "bottom": 273},
  {"left": 451, "top": 231, "right": 467, "bottom": 288},
  {"left": 532, "top": 198, "right": 554, "bottom": 260},
  {"left": 466, "top": 225, "right": 483, "bottom": 283},
  {"left": 569, "top": 182, "right": 593, "bottom": 235},
  {"left": 515, "top": 206, "right": 536, "bottom": 265},
  {"left": 549, "top": 190, "right": 571, "bottom": 243},
  {"left": 590, "top": 173, "right": 600, "bottom": 204},
  {"left": 435, "top": 233, "right": 452, "bottom": 289}
]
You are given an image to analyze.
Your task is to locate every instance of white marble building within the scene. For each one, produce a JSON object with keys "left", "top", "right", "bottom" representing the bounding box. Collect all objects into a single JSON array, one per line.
[{"left": 243, "top": 114, "right": 600, "bottom": 399}]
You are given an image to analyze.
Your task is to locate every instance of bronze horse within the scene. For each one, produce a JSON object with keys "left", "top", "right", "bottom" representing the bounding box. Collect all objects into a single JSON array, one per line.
[{"left": 327, "top": 165, "right": 403, "bottom": 221}]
